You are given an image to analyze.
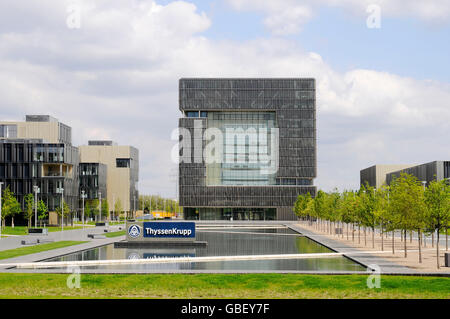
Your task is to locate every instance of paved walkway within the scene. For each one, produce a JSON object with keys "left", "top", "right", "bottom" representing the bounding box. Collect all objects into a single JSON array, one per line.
[
  {"left": 291, "top": 221, "right": 450, "bottom": 275},
  {"left": 0, "top": 225, "right": 125, "bottom": 271}
]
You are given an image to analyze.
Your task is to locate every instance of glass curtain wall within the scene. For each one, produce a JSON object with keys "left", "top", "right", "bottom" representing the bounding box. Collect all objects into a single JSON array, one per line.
[{"left": 206, "top": 111, "right": 277, "bottom": 186}]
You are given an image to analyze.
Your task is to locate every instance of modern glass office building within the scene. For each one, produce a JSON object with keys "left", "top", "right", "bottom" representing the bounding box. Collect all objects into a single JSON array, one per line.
[
  {"left": 0, "top": 116, "right": 79, "bottom": 214},
  {"left": 178, "top": 78, "right": 317, "bottom": 220},
  {"left": 0, "top": 115, "right": 139, "bottom": 226}
]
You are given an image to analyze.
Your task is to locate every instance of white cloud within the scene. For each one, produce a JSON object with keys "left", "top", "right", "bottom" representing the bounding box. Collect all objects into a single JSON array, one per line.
[
  {"left": 226, "top": 0, "right": 450, "bottom": 35},
  {"left": 0, "top": 0, "right": 449, "bottom": 195}
]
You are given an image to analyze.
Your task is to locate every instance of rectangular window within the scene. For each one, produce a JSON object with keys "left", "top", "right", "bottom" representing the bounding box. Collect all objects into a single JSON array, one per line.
[
  {"left": 0, "top": 125, "right": 17, "bottom": 138},
  {"left": 116, "top": 158, "right": 130, "bottom": 168},
  {"left": 186, "top": 111, "right": 199, "bottom": 118},
  {"left": 200, "top": 111, "right": 208, "bottom": 118},
  {"left": 0, "top": 164, "right": 5, "bottom": 178}
]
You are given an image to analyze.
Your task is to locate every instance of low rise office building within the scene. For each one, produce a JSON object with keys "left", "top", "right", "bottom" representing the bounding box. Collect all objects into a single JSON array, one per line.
[
  {"left": 361, "top": 161, "right": 450, "bottom": 188},
  {"left": 0, "top": 116, "right": 139, "bottom": 225}
]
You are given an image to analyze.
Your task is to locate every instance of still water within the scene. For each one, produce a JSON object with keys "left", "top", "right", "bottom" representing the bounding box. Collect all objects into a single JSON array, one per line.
[{"left": 44, "top": 227, "right": 366, "bottom": 271}]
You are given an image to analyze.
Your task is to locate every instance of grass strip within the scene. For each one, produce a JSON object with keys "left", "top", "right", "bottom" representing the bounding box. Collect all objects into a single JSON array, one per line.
[
  {"left": 0, "top": 241, "right": 88, "bottom": 260},
  {"left": 1, "top": 226, "right": 83, "bottom": 236},
  {"left": 0, "top": 274, "right": 448, "bottom": 299},
  {"left": 104, "top": 230, "right": 126, "bottom": 238}
]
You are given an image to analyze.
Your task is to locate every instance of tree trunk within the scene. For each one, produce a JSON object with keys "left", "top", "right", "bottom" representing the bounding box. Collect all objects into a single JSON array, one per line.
[
  {"left": 446, "top": 227, "right": 448, "bottom": 251},
  {"left": 418, "top": 229, "right": 422, "bottom": 263},
  {"left": 392, "top": 230, "right": 395, "bottom": 254},
  {"left": 432, "top": 232, "right": 434, "bottom": 248},
  {"left": 381, "top": 224, "right": 384, "bottom": 251},
  {"left": 358, "top": 225, "right": 361, "bottom": 244},
  {"left": 347, "top": 223, "right": 349, "bottom": 240},
  {"left": 364, "top": 226, "right": 367, "bottom": 246},
  {"left": 352, "top": 224, "right": 355, "bottom": 242},
  {"left": 11, "top": 217, "right": 14, "bottom": 228},
  {"left": 424, "top": 233, "right": 427, "bottom": 248},
  {"left": 404, "top": 229, "right": 407, "bottom": 258},
  {"left": 410, "top": 230, "right": 412, "bottom": 243},
  {"left": 436, "top": 230, "right": 440, "bottom": 269},
  {"left": 372, "top": 226, "right": 375, "bottom": 248}
]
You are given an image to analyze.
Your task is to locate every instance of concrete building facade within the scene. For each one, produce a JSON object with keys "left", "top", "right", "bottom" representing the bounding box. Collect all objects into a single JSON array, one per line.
[
  {"left": 386, "top": 161, "right": 450, "bottom": 186},
  {"left": 360, "top": 164, "right": 415, "bottom": 188},
  {"left": 79, "top": 141, "right": 139, "bottom": 214},
  {"left": 178, "top": 78, "right": 317, "bottom": 220}
]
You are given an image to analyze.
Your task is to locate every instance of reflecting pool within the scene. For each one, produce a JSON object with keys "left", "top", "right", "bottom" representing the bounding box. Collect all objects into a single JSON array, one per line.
[{"left": 44, "top": 226, "right": 366, "bottom": 272}]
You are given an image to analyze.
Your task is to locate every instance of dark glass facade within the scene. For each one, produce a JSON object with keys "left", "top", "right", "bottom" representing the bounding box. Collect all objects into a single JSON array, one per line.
[
  {"left": 79, "top": 163, "right": 107, "bottom": 200},
  {"left": 179, "top": 78, "right": 317, "bottom": 220},
  {"left": 0, "top": 139, "right": 79, "bottom": 214}
]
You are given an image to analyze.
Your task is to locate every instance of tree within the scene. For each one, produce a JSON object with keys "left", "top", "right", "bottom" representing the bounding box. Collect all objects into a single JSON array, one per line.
[
  {"left": 390, "top": 173, "right": 426, "bottom": 258},
  {"left": 84, "top": 200, "right": 92, "bottom": 221},
  {"left": 55, "top": 200, "right": 70, "bottom": 226},
  {"left": 88, "top": 199, "right": 99, "bottom": 221},
  {"left": 101, "top": 200, "right": 109, "bottom": 221},
  {"left": 326, "top": 190, "right": 341, "bottom": 236},
  {"left": 114, "top": 198, "right": 123, "bottom": 220},
  {"left": 373, "top": 185, "right": 390, "bottom": 251},
  {"left": 360, "top": 184, "right": 377, "bottom": 248},
  {"left": 1, "top": 186, "right": 21, "bottom": 228},
  {"left": 425, "top": 179, "right": 450, "bottom": 268},
  {"left": 338, "top": 191, "right": 354, "bottom": 240},
  {"left": 24, "top": 193, "right": 34, "bottom": 228},
  {"left": 37, "top": 200, "right": 48, "bottom": 227},
  {"left": 294, "top": 193, "right": 313, "bottom": 222}
]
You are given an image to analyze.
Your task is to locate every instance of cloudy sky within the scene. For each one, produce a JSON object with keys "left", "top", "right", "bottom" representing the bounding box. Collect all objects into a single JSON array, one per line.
[{"left": 0, "top": 0, "right": 449, "bottom": 197}]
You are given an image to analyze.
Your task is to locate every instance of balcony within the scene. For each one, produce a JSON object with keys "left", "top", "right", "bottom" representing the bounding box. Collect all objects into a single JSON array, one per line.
[{"left": 42, "top": 163, "right": 73, "bottom": 178}]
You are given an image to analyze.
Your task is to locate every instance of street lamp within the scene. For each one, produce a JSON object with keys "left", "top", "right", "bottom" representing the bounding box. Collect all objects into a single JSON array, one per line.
[
  {"left": 98, "top": 191, "right": 102, "bottom": 223},
  {"left": 421, "top": 181, "right": 427, "bottom": 191},
  {"left": 57, "top": 187, "right": 64, "bottom": 232},
  {"left": 0, "top": 182, "right": 3, "bottom": 239},
  {"left": 33, "top": 185, "right": 40, "bottom": 228},
  {"left": 81, "top": 190, "right": 86, "bottom": 230}
]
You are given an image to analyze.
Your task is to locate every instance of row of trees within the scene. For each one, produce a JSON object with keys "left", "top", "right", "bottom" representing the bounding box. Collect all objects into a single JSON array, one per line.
[
  {"left": 139, "top": 195, "right": 180, "bottom": 214},
  {"left": 294, "top": 173, "right": 450, "bottom": 269},
  {"left": 1, "top": 186, "right": 125, "bottom": 228},
  {"left": 1, "top": 186, "right": 48, "bottom": 229}
]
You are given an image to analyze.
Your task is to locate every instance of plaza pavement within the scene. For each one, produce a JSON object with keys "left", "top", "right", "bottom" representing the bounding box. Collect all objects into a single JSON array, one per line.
[{"left": 0, "top": 225, "right": 126, "bottom": 271}]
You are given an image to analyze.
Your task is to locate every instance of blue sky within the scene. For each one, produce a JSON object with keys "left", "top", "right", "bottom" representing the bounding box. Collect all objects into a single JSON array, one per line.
[
  {"left": 192, "top": 1, "right": 450, "bottom": 82},
  {"left": 0, "top": 0, "right": 449, "bottom": 196}
]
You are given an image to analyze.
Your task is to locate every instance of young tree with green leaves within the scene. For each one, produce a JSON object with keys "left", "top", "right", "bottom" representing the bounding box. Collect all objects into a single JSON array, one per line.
[
  {"left": 294, "top": 193, "right": 313, "bottom": 223},
  {"left": 23, "top": 193, "right": 34, "bottom": 228},
  {"left": 55, "top": 200, "right": 70, "bottom": 226},
  {"left": 424, "top": 179, "right": 450, "bottom": 268},
  {"left": 37, "top": 200, "right": 48, "bottom": 227},
  {"left": 1, "top": 186, "right": 21, "bottom": 228},
  {"left": 373, "top": 185, "right": 390, "bottom": 251},
  {"left": 360, "top": 184, "right": 378, "bottom": 248},
  {"left": 89, "top": 199, "right": 99, "bottom": 222},
  {"left": 389, "top": 173, "right": 425, "bottom": 258},
  {"left": 114, "top": 198, "right": 123, "bottom": 220},
  {"left": 101, "top": 200, "right": 109, "bottom": 221}
]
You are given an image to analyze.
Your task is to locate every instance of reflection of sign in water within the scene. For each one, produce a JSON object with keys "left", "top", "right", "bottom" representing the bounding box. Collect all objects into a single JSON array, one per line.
[
  {"left": 127, "top": 252, "right": 141, "bottom": 259},
  {"left": 143, "top": 253, "right": 195, "bottom": 259},
  {"left": 143, "top": 222, "right": 195, "bottom": 238},
  {"left": 128, "top": 224, "right": 141, "bottom": 238}
]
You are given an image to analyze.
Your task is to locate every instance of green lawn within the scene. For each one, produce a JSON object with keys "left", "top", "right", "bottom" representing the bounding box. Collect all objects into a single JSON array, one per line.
[
  {"left": 0, "top": 226, "right": 83, "bottom": 236},
  {"left": 0, "top": 241, "right": 87, "bottom": 260},
  {"left": 104, "top": 230, "right": 126, "bottom": 238},
  {"left": 0, "top": 274, "right": 448, "bottom": 299}
]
